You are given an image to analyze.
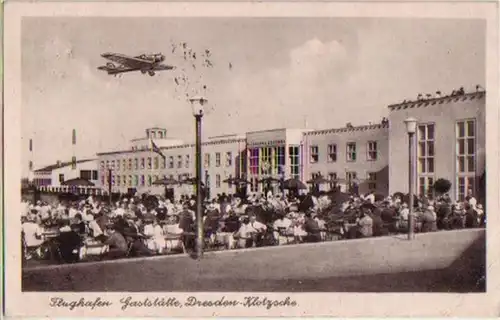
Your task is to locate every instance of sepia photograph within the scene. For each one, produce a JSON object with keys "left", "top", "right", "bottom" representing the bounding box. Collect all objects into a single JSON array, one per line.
[{"left": 3, "top": 1, "right": 500, "bottom": 318}]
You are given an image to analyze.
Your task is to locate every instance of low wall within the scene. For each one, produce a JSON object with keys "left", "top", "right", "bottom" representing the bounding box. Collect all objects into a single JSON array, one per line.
[{"left": 22, "top": 229, "right": 485, "bottom": 292}]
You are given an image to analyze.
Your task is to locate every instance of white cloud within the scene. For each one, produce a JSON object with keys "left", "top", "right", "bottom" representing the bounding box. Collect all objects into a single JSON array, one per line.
[{"left": 226, "top": 38, "right": 351, "bottom": 130}]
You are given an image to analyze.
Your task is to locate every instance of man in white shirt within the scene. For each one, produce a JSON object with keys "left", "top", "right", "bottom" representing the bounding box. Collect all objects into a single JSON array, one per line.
[
  {"left": 273, "top": 213, "right": 293, "bottom": 245},
  {"left": 114, "top": 203, "right": 126, "bottom": 217},
  {"left": 22, "top": 216, "right": 44, "bottom": 252},
  {"left": 466, "top": 189, "right": 477, "bottom": 209}
]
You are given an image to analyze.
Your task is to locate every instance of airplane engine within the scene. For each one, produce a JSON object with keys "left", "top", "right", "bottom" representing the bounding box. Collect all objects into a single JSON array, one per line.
[
  {"left": 106, "top": 62, "right": 116, "bottom": 69},
  {"left": 148, "top": 71, "right": 155, "bottom": 76}
]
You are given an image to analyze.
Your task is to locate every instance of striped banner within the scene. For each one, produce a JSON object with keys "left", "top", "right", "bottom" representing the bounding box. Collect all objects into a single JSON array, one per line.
[
  {"left": 29, "top": 139, "right": 33, "bottom": 152},
  {"left": 72, "top": 129, "right": 76, "bottom": 145}
]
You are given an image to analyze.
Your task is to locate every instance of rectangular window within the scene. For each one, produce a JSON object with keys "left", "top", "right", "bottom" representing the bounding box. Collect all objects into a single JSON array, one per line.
[
  {"left": 216, "top": 174, "right": 221, "bottom": 188},
  {"left": 122, "top": 175, "right": 126, "bottom": 186},
  {"left": 134, "top": 175, "right": 138, "bottom": 186},
  {"left": 111, "top": 175, "right": 116, "bottom": 186},
  {"left": 367, "top": 172, "right": 377, "bottom": 190},
  {"left": 129, "top": 175, "right": 132, "bottom": 187},
  {"left": 328, "top": 172, "right": 337, "bottom": 189},
  {"left": 153, "top": 157, "right": 159, "bottom": 169},
  {"left": 260, "top": 147, "right": 272, "bottom": 175},
  {"left": 161, "top": 157, "right": 166, "bottom": 169},
  {"left": 148, "top": 175, "right": 152, "bottom": 186},
  {"left": 346, "top": 143, "right": 357, "bottom": 162},
  {"left": 177, "top": 155, "right": 182, "bottom": 168},
  {"left": 116, "top": 160, "right": 121, "bottom": 171},
  {"left": 310, "top": 145, "right": 319, "bottom": 163},
  {"left": 327, "top": 144, "right": 337, "bottom": 162},
  {"left": 122, "top": 159, "right": 126, "bottom": 171},
  {"left": 147, "top": 157, "right": 152, "bottom": 169},
  {"left": 216, "top": 153, "right": 221, "bottom": 167},
  {"left": 128, "top": 159, "right": 132, "bottom": 170},
  {"left": 346, "top": 171, "right": 357, "bottom": 183},
  {"left": 92, "top": 170, "right": 98, "bottom": 180},
  {"left": 134, "top": 159, "right": 139, "bottom": 170},
  {"left": 140, "top": 175, "right": 145, "bottom": 186},
  {"left": 59, "top": 174, "right": 64, "bottom": 183},
  {"left": 185, "top": 155, "right": 190, "bottom": 168},
  {"left": 226, "top": 152, "right": 232, "bottom": 167},
  {"left": 140, "top": 158, "right": 145, "bottom": 169},
  {"left": 456, "top": 120, "right": 476, "bottom": 200},
  {"left": 289, "top": 146, "right": 300, "bottom": 179},
  {"left": 80, "top": 170, "right": 92, "bottom": 180},
  {"left": 204, "top": 153, "right": 211, "bottom": 168},
  {"left": 111, "top": 160, "right": 115, "bottom": 170},
  {"left": 418, "top": 123, "right": 435, "bottom": 198},
  {"left": 116, "top": 175, "right": 121, "bottom": 186},
  {"left": 276, "top": 146, "right": 285, "bottom": 175},
  {"left": 249, "top": 148, "right": 259, "bottom": 176},
  {"left": 367, "top": 141, "right": 378, "bottom": 161},
  {"left": 169, "top": 156, "right": 174, "bottom": 169}
]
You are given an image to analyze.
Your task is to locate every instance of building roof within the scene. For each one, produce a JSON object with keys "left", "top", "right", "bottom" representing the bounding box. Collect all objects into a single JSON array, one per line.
[
  {"left": 304, "top": 123, "right": 389, "bottom": 136},
  {"left": 388, "top": 91, "right": 486, "bottom": 111},
  {"left": 96, "top": 137, "right": 246, "bottom": 156},
  {"left": 34, "top": 158, "right": 96, "bottom": 173}
]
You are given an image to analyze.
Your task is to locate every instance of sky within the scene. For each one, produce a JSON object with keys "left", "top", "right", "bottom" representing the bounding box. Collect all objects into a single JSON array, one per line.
[{"left": 21, "top": 17, "right": 485, "bottom": 174}]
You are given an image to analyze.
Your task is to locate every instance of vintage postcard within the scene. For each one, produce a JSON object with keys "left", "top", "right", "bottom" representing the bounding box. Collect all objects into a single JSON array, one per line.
[{"left": 3, "top": 1, "right": 500, "bottom": 318}]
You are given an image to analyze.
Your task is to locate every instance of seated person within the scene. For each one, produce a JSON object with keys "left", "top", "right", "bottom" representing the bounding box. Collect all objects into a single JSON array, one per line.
[
  {"left": 223, "top": 211, "right": 241, "bottom": 233},
  {"left": 303, "top": 212, "right": 322, "bottom": 243},
  {"left": 71, "top": 213, "right": 87, "bottom": 235},
  {"left": 235, "top": 217, "right": 251, "bottom": 248},
  {"left": 22, "top": 215, "right": 44, "bottom": 248},
  {"left": 245, "top": 214, "right": 267, "bottom": 247},
  {"left": 272, "top": 213, "right": 293, "bottom": 243},
  {"left": 348, "top": 205, "right": 373, "bottom": 239},
  {"left": 464, "top": 204, "right": 479, "bottom": 228},
  {"left": 103, "top": 224, "right": 128, "bottom": 259},
  {"left": 164, "top": 216, "right": 184, "bottom": 235},
  {"left": 56, "top": 220, "right": 83, "bottom": 263}
]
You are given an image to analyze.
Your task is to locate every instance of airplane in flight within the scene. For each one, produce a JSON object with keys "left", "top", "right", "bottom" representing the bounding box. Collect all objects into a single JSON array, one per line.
[{"left": 97, "top": 52, "right": 175, "bottom": 76}]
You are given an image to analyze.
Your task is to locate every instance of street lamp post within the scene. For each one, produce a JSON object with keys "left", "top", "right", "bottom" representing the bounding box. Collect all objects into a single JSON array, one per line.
[
  {"left": 404, "top": 117, "right": 418, "bottom": 240},
  {"left": 189, "top": 96, "right": 207, "bottom": 259}
]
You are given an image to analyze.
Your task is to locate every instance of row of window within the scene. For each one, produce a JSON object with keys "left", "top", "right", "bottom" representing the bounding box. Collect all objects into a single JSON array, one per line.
[
  {"left": 417, "top": 120, "right": 476, "bottom": 201},
  {"left": 101, "top": 152, "right": 234, "bottom": 172},
  {"left": 58, "top": 171, "right": 99, "bottom": 184},
  {"left": 309, "top": 141, "right": 378, "bottom": 163},
  {"left": 103, "top": 173, "right": 231, "bottom": 189}
]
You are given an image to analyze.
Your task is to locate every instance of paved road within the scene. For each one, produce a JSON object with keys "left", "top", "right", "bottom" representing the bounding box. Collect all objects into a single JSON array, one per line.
[{"left": 22, "top": 229, "right": 485, "bottom": 292}]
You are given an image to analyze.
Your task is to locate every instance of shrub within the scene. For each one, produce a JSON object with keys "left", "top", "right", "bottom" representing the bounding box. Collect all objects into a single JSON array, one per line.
[{"left": 433, "top": 178, "right": 452, "bottom": 195}]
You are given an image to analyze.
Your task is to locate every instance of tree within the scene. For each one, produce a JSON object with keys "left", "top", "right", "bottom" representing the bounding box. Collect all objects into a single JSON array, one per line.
[{"left": 433, "top": 178, "right": 452, "bottom": 195}]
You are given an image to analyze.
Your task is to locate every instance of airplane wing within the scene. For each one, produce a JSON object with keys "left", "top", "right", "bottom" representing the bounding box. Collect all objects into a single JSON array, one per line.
[
  {"left": 97, "top": 65, "right": 140, "bottom": 75},
  {"left": 101, "top": 52, "right": 154, "bottom": 69}
]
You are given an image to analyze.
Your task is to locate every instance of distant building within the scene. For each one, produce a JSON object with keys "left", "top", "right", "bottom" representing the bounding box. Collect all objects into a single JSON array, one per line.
[
  {"left": 245, "top": 128, "right": 310, "bottom": 193},
  {"left": 303, "top": 123, "right": 389, "bottom": 195},
  {"left": 33, "top": 159, "right": 100, "bottom": 188},
  {"left": 388, "top": 90, "right": 486, "bottom": 202},
  {"left": 96, "top": 127, "right": 246, "bottom": 198}
]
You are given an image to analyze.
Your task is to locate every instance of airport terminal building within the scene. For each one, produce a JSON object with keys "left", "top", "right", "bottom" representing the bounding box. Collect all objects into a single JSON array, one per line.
[{"left": 30, "top": 88, "right": 486, "bottom": 202}]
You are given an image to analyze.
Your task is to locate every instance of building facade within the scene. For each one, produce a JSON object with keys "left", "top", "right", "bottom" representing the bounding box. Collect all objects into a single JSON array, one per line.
[
  {"left": 303, "top": 123, "right": 390, "bottom": 195},
  {"left": 245, "top": 128, "right": 309, "bottom": 193},
  {"left": 388, "top": 90, "right": 486, "bottom": 202},
  {"left": 32, "top": 159, "right": 100, "bottom": 188},
  {"left": 96, "top": 128, "right": 246, "bottom": 198}
]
